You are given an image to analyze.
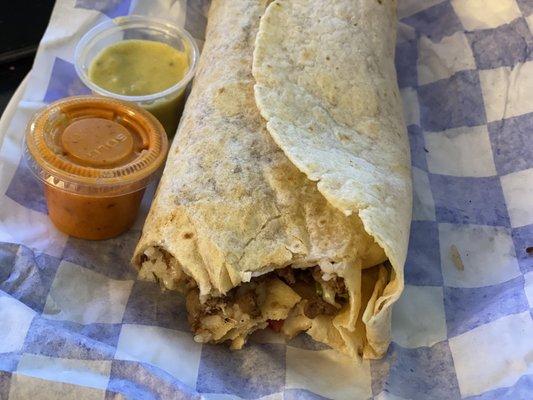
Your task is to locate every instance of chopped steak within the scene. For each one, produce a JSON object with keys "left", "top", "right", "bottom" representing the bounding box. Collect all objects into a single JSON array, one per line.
[
  {"left": 303, "top": 297, "right": 338, "bottom": 319},
  {"left": 235, "top": 287, "right": 260, "bottom": 317},
  {"left": 276, "top": 267, "right": 296, "bottom": 284}
]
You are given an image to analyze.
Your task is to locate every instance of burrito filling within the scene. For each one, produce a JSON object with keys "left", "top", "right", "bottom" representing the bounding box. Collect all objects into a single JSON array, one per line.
[{"left": 139, "top": 247, "right": 364, "bottom": 349}]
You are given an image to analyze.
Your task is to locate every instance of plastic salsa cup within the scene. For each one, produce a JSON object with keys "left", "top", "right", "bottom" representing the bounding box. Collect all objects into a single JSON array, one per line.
[
  {"left": 74, "top": 15, "right": 199, "bottom": 136},
  {"left": 24, "top": 96, "right": 168, "bottom": 240}
]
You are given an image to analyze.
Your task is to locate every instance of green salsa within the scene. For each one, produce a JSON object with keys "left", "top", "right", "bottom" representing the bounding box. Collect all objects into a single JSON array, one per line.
[
  {"left": 88, "top": 39, "right": 190, "bottom": 135},
  {"left": 89, "top": 39, "right": 188, "bottom": 96}
]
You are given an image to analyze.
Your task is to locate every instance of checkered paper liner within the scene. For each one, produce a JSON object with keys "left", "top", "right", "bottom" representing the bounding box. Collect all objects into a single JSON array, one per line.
[{"left": 0, "top": 0, "right": 532, "bottom": 399}]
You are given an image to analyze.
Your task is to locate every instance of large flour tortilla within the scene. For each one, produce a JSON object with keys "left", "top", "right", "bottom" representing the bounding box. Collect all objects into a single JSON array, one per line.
[
  {"left": 253, "top": 0, "right": 412, "bottom": 352},
  {"left": 134, "top": 0, "right": 411, "bottom": 359}
]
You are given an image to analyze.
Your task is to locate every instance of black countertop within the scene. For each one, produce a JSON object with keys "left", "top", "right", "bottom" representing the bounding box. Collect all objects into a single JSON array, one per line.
[{"left": 0, "top": 1, "right": 55, "bottom": 113}]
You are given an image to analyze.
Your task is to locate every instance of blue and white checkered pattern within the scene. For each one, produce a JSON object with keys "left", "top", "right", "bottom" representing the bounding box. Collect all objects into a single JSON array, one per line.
[{"left": 0, "top": 0, "right": 532, "bottom": 399}]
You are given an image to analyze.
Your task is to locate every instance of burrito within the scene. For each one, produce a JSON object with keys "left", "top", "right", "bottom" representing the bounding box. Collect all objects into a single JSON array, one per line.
[{"left": 133, "top": 0, "right": 411, "bottom": 359}]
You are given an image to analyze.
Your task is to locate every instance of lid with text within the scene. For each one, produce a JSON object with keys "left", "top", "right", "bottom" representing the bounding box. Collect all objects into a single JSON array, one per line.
[{"left": 25, "top": 95, "right": 168, "bottom": 195}]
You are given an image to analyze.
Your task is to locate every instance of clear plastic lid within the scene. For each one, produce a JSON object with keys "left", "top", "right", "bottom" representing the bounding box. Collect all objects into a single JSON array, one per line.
[{"left": 24, "top": 95, "right": 169, "bottom": 196}]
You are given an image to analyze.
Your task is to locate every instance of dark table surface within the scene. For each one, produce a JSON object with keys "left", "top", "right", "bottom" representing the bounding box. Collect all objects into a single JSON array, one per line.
[{"left": 0, "top": 1, "right": 55, "bottom": 114}]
